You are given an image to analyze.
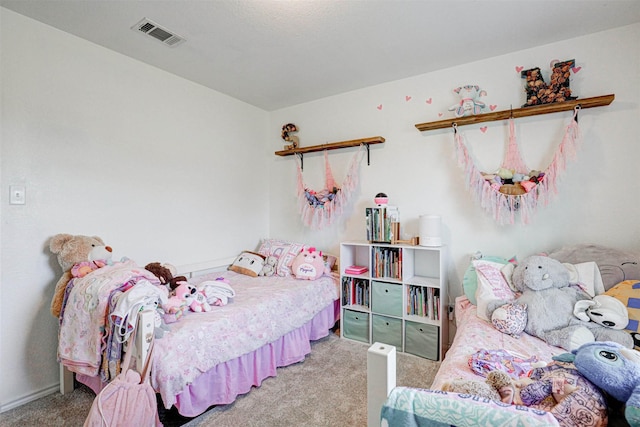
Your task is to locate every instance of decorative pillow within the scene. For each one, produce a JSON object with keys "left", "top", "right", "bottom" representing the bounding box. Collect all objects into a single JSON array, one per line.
[
  {"left": 463, "top": 255, "right": 514, "bottom": 305},
  {"left": 491, "top": 302, "right": 528, "bottom": 338},
  {"left": 228, "top": 251, "right": 265, "bottom": 277},
  {"left": 605, "top": 280, "right": 640, "bottom": 349},
  {"left": 473, "top": 259, "right": 516, "bottom": 321},
  {"left": 257, "top": 238, "right": 305, "bottom": 277},
  {"left": 291, "top": 247, "right": 327, "bottom": 280}
]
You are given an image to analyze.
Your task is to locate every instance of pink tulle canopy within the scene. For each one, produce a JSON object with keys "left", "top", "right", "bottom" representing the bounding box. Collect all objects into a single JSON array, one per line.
[{"left": 455, "top": 109, "right": 581, "bottom": 225}]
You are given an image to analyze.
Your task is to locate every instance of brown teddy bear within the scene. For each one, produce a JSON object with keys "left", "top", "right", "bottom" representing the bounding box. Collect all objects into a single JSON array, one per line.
[{"left": 49, "top": 233, "right": 113, "bottom": 318}]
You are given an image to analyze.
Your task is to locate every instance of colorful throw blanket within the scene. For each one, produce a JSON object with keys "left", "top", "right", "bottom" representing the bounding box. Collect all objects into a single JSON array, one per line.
[{"left": 58, "top": 260, "right": 162, "bottom": 376}]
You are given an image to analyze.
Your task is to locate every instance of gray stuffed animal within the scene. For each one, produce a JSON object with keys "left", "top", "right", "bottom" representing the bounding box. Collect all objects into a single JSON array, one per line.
[{"left": 489, "top": 255, "right": 633, "bottom": 351}]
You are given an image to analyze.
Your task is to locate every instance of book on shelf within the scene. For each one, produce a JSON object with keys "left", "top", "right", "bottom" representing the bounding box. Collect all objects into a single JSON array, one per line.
[
  {"left": 345, "top": 265, "right": 368, "bottom": 275},
  {"left": 365, "top": 206, "right": 398, "bottom": 243}
]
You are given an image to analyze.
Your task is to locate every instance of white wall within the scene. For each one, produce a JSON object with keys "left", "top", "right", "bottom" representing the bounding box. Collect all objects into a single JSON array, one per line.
[
  {"left": 269, "top": 24, "right": 640, "bottom": 299},
  {"left": 0, "top": 9, "right": 269, "bottom": 410}
]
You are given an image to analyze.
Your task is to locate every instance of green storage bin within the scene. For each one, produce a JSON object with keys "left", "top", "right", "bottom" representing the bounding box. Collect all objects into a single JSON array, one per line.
[
  {"left": 342, "top": 309, "right": 370, "bottom": 343},
  {"left": 371, "top": 281, "right": 403, "bottom": 317},
  {"left": 405, "top": 321, "right": 439, "bottom": 360},
  {"left": 372, "top": 315, "right": 403, "bottom": 351}
]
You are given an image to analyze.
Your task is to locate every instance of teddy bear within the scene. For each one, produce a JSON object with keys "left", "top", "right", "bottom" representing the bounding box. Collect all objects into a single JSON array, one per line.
[
  {"left": 489, "top": 255, "right": 634, "bottom": 351},
  {"left": 259, "top": 255, "right": 277, "bottom": 277},
  {"left": 448, "top": 85, "right": 487, "bottom": 117},
  {"left": 49, "top": 233, "right": 113, "bottom": 318},
  {"left": 554, "top": 341, "right": 640, "bottom": 426}
]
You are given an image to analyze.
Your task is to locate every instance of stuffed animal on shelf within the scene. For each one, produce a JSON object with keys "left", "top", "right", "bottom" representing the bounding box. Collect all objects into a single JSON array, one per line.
[
  {"left": 291, "top": 247, "right": 328, "bottom": 280},
  {"left": 554, "top": 341, "right": 640, "bottom": 426},
  {"left": 49, "top": 233, "right": 113, "bottom": 318},
  {"left": 488, "top": 255, "right": 634, "bottom": 351},
  {"left": 281, "top": 123, "right": 299, "bottom": 150},
  {"left": 448, "top": 85, "right": 487, "bottom": 117}
]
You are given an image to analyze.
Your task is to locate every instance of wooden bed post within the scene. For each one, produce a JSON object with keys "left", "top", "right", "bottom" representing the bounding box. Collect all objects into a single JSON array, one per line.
[
  {"left": 367, "top": 342, "right": 396, "bottom": 427},
  {"left": 59, "top": 364, "right": 74, "bottom": 395}
]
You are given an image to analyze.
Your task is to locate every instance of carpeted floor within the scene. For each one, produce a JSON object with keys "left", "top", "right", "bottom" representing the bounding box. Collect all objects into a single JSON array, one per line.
[{"left": 0, "top": 332, "right": 440, "bottom": 427}]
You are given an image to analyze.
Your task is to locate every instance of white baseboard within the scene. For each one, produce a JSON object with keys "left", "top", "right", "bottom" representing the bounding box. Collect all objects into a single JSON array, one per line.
[{"left": 0, "top": 384, "right": 59, "bottom": 413}]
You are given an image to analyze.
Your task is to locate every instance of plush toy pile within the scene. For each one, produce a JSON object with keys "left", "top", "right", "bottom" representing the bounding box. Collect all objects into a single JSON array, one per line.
[{"left": 488, "top": 255, "right": 633, "bottom": 351}]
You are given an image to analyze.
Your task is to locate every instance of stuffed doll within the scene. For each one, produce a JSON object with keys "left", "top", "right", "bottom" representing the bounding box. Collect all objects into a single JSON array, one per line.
[
  {"left": 554, "top": 341, "right": 640, "bottom": 426},
  {"left": 49, "top": 233, "right": 113, "bottom": 318},
  {"left": 488, "top": 255, "right": 633, "bottom": 351}
]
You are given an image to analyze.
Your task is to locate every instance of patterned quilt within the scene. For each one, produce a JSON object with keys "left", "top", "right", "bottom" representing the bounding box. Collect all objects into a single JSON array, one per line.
[{"left": 381, "top": 296, "right": 608, "bottom": 427}]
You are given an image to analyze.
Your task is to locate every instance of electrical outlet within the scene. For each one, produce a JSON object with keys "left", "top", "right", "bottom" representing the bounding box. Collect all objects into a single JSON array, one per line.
[{"left": 9, "top": 185, "right": 26, "bottom": 205}]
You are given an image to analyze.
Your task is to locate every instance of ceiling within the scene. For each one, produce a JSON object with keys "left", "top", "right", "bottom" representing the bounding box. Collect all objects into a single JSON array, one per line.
[{"left": 2, "top": 0, "right": 640, "bottom": 111}]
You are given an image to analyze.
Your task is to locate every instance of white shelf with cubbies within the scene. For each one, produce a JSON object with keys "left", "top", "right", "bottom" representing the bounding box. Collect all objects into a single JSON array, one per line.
[{"left": 339, "top": 241, "right": 448, "bottom": 361}]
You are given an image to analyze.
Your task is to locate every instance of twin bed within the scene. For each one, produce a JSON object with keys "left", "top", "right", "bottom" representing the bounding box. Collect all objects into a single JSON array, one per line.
[
  {"left": 373, "top": 244, "right": 640, "bottom": 427},
  {"left": 57, "top": 240, "right": 339, "bottom": 419}
]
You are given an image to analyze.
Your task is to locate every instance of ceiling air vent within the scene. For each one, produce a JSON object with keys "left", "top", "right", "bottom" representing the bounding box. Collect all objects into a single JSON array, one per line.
[{"left": 131, "top": 18, "right": 186, "bottom": 47}]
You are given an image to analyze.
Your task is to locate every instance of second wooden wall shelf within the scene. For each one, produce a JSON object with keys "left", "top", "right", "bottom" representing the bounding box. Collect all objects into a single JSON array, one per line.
[
  {"left": 414, "top": 94, "right": 614, "bottom": 132},
  {"left": 275, "top": 136, "right": 385, "bottom": 170}
]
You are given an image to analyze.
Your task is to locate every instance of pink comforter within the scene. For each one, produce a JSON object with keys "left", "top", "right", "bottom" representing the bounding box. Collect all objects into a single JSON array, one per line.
[{"left": 151, "top": 271, "right": 339, "bottom": 409}]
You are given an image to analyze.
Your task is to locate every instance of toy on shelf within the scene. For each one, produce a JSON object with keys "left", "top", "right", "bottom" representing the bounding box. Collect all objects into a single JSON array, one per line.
[
  {"left": 449, "top": 85, "right": 487, "bottom": 117},
  {"left": 281, "top": 123, "right": 299, "bottom": 150}
]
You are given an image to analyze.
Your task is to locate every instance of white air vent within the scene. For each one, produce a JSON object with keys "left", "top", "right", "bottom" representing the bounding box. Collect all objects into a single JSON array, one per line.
[{"left": 131, "top": 18, "right": 186, "bottom": 47}]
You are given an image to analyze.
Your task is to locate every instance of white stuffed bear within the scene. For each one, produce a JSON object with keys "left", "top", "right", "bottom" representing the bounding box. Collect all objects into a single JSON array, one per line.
[{"left": 449, "top": 85, "right": 487, "bottom": 117}]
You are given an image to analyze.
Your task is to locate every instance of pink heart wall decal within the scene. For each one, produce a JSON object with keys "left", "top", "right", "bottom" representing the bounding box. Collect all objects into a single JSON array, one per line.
[
  {"left": 480, "top": 126, "right": 488, "bottom": 133},
  {"left": 515, "top": 66, "right": 524, "bottom": 72},
  {"left": 438, "top": 112, "right": 443, "bottom": 117},
  {"left": 376, "top": 104, "right": 383, "bottom": 110},
  {"left": 426, "top": 98, "right": 432, "bottom": 104},
  {"left": 571, "top": 66, "right": 582, "bottom": 73},
  {"left": 490, "top": 105, "right": 497, "bottom": 111},
  {"left": 405, "top": 95, "right": 412, "bottom": 101}
]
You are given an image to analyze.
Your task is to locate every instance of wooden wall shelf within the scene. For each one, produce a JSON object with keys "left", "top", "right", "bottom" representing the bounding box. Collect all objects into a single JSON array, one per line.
[
  {"left": 274, "top": 136, "right": 385, "bottom": 156},
  {"left": 414, "top": 94, "right": 615, "bottom": 132}
]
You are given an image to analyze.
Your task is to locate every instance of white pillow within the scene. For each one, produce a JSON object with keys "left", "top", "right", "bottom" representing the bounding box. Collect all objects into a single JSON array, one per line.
[
  {"left": 562, "top": 261, "right": 605, "bottom": 297},
  {"left": 474, "top": 259, "right": 516, "bottom": 321}
]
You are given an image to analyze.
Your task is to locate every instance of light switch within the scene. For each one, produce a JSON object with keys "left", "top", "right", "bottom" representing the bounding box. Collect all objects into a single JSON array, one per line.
[{"left": 10, "top": 185, "right": 26, "bottom": 205}]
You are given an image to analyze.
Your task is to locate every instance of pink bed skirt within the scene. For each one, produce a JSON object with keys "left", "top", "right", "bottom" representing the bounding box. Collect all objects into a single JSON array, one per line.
[{"left": 77, "top": 299, "right": 339, "bottom": 417}]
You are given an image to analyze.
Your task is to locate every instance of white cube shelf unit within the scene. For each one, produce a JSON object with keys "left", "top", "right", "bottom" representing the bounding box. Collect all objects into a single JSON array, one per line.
[{"left": 339, "top": 241, "right": 448, "bottom": 361}]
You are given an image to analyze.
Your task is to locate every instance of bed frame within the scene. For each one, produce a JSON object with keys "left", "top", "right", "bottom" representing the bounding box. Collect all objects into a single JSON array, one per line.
[
  {"left": 59, "top": 256, "right": 234, "bottom": 394},
  {"left": 367, "top": 342, "right": 397, "bottom": 427}
]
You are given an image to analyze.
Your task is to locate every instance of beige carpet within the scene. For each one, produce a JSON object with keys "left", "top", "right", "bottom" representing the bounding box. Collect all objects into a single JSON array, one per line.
[{"left": 0, "top": 332, "right": 440, "bottom": 427}]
